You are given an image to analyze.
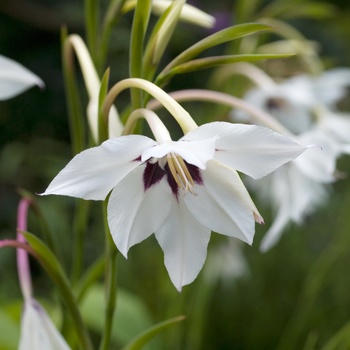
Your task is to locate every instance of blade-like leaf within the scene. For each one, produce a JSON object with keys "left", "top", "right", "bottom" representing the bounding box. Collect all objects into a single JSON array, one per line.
[
  {"left": 158, "top": 53, "right": 293, "bottom": 84},
  {"left": 279, "top": 2, "right": 336, "bottom": 19},
  {"left": 129, "top": 0, "right": 152, "bottom": 108},
  {"left": 143, "top": 0, "right": 185, "bottom": 81},
  {"left": 121, "top": 315, "right": 186, "bottom": 350},
  {"left": 158, "top": 23, "right": 273, "bottom": 79},
  {"left": 259, "top": 0, "right": 336, "bottom": 19}
]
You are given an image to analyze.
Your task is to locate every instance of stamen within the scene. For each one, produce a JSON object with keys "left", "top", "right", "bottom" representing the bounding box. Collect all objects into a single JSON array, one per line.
[
  {"left": 166, "top": 153, "right": 195, "bottom": 193},
  {"left": 176, "top": 156, "right": 195, "bottom": 187}
]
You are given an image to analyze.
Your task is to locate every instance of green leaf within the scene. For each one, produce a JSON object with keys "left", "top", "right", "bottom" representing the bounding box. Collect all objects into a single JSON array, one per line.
[
  {"left": 143, "top": 0, "right": 185, "bottom": 81},
  {"left": 157, "top": 22, "right": 273, "bottom": 83},
  {"left": 259, "top": 0, "right": 336, "bottom": 20},
  {"left": 122, "top": 315, "right": 186, "bottom": 350},
  {"left": 279, "top": 2, "right": 337, "bottom": 19},
  {"left": 0, "top": 308, "right": 20, "bottom": 350},
  {"left": 235, "top": 0, "right": 262, "bottom": 23},
  {"left": 321, "top": 321, "right": 350, "bottom": 350},
  {"left": 80, "top": 284, "right": 153, "bottom": 346},
  {"left": 158, "top": 53, "right": 293, "bottom": 83},
  {"left": 129, "top": 0, "right": 152, "bottom": 108},
  {"left": 75, "top": 255, "right": 105, "bottom": 302}
]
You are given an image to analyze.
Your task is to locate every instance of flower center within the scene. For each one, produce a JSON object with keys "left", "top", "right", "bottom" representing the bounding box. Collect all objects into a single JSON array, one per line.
[{"left": 166, "top": 153, "right": 195, "bottom": 193}]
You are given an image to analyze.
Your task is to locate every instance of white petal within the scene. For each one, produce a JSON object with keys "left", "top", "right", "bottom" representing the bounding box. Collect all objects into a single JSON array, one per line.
[
  {"left": 184, "top": 160, "right": 260, "bottom": 245},
  {"left": 316, "top": 68, "right": 350, "bottom": 106},
  {"left": 108, "top": 165, "right": 172, "bottom": 257},
  {"left": 259, "top": 200, "right": 291, "bottom": 252},
  {"left": 152, "top": 1, "right": 215, "bottom": 28},
  {"left": 183, "top": 122, "right": 306, "bottom": 179},
  {"left": 155, "top": 199, "right": 211, "bottom": 291},
  {"left": 19, "top": 299, "right": 71, "bottom": 350},
  {"left": 258, "top": 163, "right": 330, "bottom": 251},
  {"left": 141, "top": 137, "right": 216, "bottom": 169},
  {"left": 87, "top": 100, "right": 124, "bottom": 144},
  {"left": 0, "top": 55, "right": 44, "bottom": 100},
  {"left": 41, "top": 135, "right": 156, "bottom": 200},
  {"left": 319, "top": 111, "right": 350, "bottom": 145},
  {"left": 294, "top": 130, "right": 337, "bottom": 182}
]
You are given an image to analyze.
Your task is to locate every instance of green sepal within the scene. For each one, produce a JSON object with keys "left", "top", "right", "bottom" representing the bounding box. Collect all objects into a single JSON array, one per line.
[{"left": 121, "top": 315, "right": 186, "bottom": 350}]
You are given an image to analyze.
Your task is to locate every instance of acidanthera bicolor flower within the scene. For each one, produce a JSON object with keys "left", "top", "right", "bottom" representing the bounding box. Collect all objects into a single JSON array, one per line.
[
  {"left": 0, "top": 55, "right": 44, "bottom": 100},
  {"left": 16, "top": 199, "right": 71, "bottom": 350},
  {"left": 41, "top": 101, "right": 307, "bottom": 290},
  {"left": 231, "top": 67, "right": 350, "bottom": 251}
]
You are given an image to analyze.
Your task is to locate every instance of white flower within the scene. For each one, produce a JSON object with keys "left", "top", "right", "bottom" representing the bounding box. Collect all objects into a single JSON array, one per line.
[
  {"left": 19, "top": 298, "right": 71, "bottom": 350},
  {"left": 41, "top": 121, "right": 306, "bottom": 290},
  {"left": 0, "top": 55, "right": 44, "bottom": 100},
  {"left": 256, "top": 129, "right": 338, "bottom": 251},
  {"left": 232, "top": 69, "right": 350, "bottom": 251}
]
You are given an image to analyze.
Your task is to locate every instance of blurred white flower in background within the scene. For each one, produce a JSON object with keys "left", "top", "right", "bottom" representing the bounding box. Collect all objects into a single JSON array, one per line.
[{"left": 231, "top": 68, "right": 350, "bottom": 251}]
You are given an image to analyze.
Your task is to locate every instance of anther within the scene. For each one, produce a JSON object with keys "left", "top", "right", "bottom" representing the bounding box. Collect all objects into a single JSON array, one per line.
[{"left": 167, "top": 153, "right": 195, "bottom": 193}]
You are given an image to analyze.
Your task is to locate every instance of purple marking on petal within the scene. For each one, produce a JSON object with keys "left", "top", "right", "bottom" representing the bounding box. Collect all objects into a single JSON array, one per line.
[
  {"left": 164, "top": 163, "right": 179, "bottom": 199},
  {"left": 143, "top": 161, "right": 165, "bottom": 191},
  {"left": 186, "top": 162, "right": 203, "bottom": 185},
  {"left": 132, "top": 155, "right": 142, "bottom": 162}
]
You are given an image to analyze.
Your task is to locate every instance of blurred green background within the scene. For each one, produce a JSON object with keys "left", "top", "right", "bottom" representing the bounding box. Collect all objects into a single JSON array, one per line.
[{"left": 1, "top": 1, "right": 350, "bottom": 349}]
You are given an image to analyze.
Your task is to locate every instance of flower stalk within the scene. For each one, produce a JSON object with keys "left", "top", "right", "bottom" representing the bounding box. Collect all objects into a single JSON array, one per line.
[
  {"left": 147, "top": 89, "right": 294, "bottom": 137},
  {"left": 103, "top": 78, "right": 198, "bottom": 133}
]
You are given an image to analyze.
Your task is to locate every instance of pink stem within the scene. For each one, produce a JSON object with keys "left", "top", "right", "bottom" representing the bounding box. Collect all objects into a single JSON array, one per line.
[{"left": 16, "top": 198, "right": 33, "bottom": 301}]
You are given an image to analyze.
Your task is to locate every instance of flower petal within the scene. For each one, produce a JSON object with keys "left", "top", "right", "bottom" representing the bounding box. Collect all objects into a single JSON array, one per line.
[
  {"left": 108, "top": 165, "right": 172, "bottom": 257},
  {"left": 294, "top": 130, "right": 337, "bottom": 182},
  {"left": 141, "top": 137, "right": 217, "bottom": 169},
  {"left": 87, "top": 100, "right": 124, "bottom": 143},
  {"left": 184, "top": 160, "right": 261, "bottom": 245},
  {"left": 259, "top": 201, "right": 291, "bottom": 252},
  {"left": 183, "top": 122, "right": 306, "bottom": 179},
  {"left": 155, "top": 199, "right": 211, "bottom": 291},
  {"left": 41, "top": 135, "right": 156, "bottom": 200},
  {"left": 258, "top": 163, "right": 329, "bottom": 251},
  {"left": 19, "top": 299, "right": 71, "bottom": 350},
  {"left": 0, "top": 55, "right": 44, "bottom": 100}
]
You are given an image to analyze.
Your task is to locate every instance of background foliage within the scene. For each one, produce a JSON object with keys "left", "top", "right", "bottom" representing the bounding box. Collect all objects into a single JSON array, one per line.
[{"left": 1, "top": 0, "right": 350, "bottom": 349}]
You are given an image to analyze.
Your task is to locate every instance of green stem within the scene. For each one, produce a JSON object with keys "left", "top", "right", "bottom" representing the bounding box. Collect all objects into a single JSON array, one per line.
[
  {"left": 129, "top": 0, "right": 152, "bottom": 108},
  {"left": 103, "top": 78, "right": 198, "bottom": 133},
  {"left": 99, "top": 201, "right": 118, "bottom": 350},
  {"left": 85, "top": 0, "right": 100, "bottom": 63},
  {"left": 71, "top": 200, "right": 90, "bottom": 283},
  {"left": 147, "top": 89, "right": 294, "bottom": 137},
  {"left": 98, "top": 0, "right": 127, "bottom": 70}
]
